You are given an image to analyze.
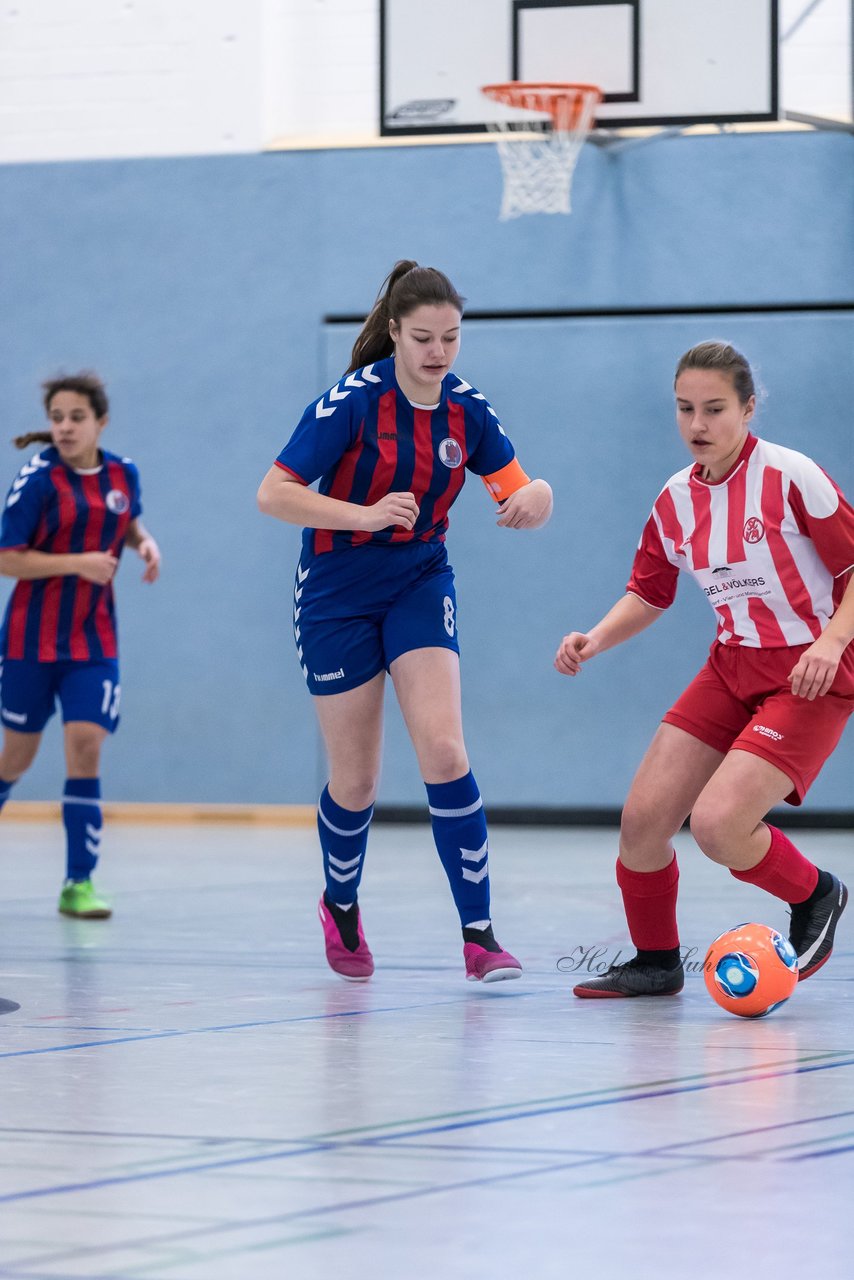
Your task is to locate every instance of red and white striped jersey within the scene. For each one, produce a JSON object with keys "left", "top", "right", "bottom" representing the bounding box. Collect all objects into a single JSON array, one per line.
[{"left": 627, "top": 435, "right": 854, "bottom": 648}]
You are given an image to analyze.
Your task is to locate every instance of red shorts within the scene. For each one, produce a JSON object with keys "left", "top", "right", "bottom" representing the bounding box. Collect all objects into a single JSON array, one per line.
[{"left": 662, "top": 642, "right": 854, "bottom": 805}]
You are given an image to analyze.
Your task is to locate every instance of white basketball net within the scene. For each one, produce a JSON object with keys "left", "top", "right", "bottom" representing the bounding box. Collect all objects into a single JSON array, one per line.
[{"left": 484, "top": 85, "right": 600, "bottom": 220}]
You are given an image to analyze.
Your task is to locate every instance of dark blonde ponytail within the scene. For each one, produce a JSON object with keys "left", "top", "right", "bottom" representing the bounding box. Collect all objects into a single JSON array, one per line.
[
  {"left": 12, "top": 430, "right": 53, "bottom": 450},
  {"left": 347, "top": 260, "right": 465, "bottom": 374}
]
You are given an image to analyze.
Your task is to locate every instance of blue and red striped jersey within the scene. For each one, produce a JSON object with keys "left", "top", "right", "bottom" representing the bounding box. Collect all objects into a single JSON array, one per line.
[
  {"left": 275, "top": 357, "right": 516, "bottom": 556},
  {"left": 0, "top": 447, "right": 142, "bottom": 662}
]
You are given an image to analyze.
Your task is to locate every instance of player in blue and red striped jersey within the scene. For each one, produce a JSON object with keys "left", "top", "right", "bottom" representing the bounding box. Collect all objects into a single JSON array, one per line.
[
  {"left": 0, "top": 372, "right": 161, "bottom": 918},
  {"left": 555, "top": 342, "right": 853, "bottom": 998},
  {"left": 258, "top": 260, "right": 553, "bottom": 984}
]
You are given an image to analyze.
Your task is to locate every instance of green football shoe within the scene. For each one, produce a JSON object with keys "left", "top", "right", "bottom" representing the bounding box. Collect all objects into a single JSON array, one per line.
[{"left": 58, "top": 879, "right": 112, "bottom": 920}]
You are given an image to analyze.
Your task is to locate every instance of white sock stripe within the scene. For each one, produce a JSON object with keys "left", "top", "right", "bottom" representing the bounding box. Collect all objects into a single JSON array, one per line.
[
  {"left": 428, "top": 798, "right": 483, "bottom": 819},
  {"left": 462, "top": 864, "right": 489, "bottom": 884},
  {"left": 329, "top": 867, "right": 360, "bottom": 883},
  {"left": 62, "top": 795, "right": 101, "bottom": 807},
  {"left": 328, "top": 853, "right": 362, "bottom": 871},
  {"left": 85, "top": 823, "right": 101, "bottom": 840},
  {"left": 460, "top": 840, "right": 488, "bottom": 863},
  {"left": 85, "top": 840, "right": 100, "bottom": 855},
  {"left": 318, "top": 803, "right": 373, "bottom": 838}
]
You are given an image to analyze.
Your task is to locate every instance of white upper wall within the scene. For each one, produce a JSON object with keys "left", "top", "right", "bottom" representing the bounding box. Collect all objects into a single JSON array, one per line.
[
  {"left": 0, "top": 0, "right": 378, "bottom": 163},
  {"left": 0, "top": 0, "right": 265, "bottom": 162},
  {"left": 0, "top": 1, "right": 848, "bottom": 164}
]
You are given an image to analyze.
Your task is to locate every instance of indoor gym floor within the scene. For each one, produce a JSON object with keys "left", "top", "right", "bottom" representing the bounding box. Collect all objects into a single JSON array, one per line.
[{"left": 0, "top": 819, "right": 852, "bottom": 1278}]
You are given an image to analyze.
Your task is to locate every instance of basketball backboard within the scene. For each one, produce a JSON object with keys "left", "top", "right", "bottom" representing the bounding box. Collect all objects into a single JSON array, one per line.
[
  {"left": 382, "top": 0, "right": 854, "bottom": 140},
  {"left": 380, "top": 0, "right": 781, "bottom": 134}
]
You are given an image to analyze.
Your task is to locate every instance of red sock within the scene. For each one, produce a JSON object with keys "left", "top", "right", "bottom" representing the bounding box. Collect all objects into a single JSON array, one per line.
[
  {"left": 729, "top": 825, "right": 818, "bottom": 904},
  {"left": 616, "top": 855, "right": 680, "bottom": 950}
]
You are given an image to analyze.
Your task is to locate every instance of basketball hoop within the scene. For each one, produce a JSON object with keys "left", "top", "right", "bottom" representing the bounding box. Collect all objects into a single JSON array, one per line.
[{"left": 481, "top": 82, "right": 602, "bottom": 219}]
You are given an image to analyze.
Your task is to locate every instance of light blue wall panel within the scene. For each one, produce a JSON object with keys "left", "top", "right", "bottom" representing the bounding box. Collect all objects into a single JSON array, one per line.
[
  {"left": 0, "top": 132, "right": 851, "bottom": 808},
  {"left": 305, "top": 131, "right": 854, "bottom": 313},
  {"left": 0, "top": 154, "right": 327, "bottom": 804}
]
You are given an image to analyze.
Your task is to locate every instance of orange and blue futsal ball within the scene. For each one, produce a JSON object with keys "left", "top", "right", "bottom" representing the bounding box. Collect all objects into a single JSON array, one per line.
[{"left": 704, "top": 922, "right": 799, "bottom": 1018}]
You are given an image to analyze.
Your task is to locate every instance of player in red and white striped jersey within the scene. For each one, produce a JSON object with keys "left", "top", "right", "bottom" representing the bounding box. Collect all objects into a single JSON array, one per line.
[{"left": 555, "top": 341, "right": 852, "bottom": 999}]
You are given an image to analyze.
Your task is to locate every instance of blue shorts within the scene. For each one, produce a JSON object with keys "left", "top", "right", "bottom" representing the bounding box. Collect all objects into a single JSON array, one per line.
[
  {"left": 0, "top": 658, "right": 121, "bottom": 734},
  {"left": 294, "top": 542, "right": 460, "bottom": 696}
]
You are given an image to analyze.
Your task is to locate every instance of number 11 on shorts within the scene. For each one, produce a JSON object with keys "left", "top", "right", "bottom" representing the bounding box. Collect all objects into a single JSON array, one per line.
[{"left": 101, "top": 680, "right": 121, "bottom": 720}]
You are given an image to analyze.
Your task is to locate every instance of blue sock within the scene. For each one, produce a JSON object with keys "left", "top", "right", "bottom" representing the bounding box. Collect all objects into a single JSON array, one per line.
[
  {"left": 317, "top": 784, "right": 373, "bottom": 907},
  {"left": 62, "top": 778, "right": 102, "bottom": 882},
  {"left": 0, "top": 777, "right": 14, "bottom": 813},
  {"left": 426, "top": 771, "right": 491, "bottom": 929}
]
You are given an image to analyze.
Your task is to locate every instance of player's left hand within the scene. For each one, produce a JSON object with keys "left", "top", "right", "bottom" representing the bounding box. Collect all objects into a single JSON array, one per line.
[
  {"left": 137, "top": 537, "right": 161, "bottom": 583},
  {"left": 787, "top": 634, "right": 845, "bottom": 700},
  {"left": 496, "top": 478, "right": 553, "bottom": 529}
]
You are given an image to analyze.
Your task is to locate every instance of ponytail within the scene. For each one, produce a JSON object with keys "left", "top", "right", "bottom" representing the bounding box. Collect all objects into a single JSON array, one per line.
[
  {"left": 12, "top": 430, "right": 53, "bottom": 450},
  {"left": 347, "top": 260, "right": 418, "bottom": 373},
  {"left": 347, "top": 259, "right": 465, "bottom": 374}
]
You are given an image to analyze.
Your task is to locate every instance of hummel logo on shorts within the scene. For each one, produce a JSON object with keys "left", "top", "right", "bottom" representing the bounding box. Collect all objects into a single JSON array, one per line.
[{"left": 314, "top": 668, "right": 345, "bottom": 683}]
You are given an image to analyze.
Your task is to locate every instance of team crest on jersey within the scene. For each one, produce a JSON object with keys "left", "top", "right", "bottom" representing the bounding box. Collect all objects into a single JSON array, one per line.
[
  {"left": 438, "top": 438, "right": 463, "bottom": 469},
  {"left": 106, "top": 489, "right": 130, "bottom": 515},
  {"left": 743, "top": 517, "right": 765, "bottom": 544}
]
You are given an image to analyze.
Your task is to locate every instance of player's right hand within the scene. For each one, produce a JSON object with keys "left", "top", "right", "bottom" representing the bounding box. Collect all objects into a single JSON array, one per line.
[
  {"left": 554, "top": 631, "right": 598, "bottom": 676},
  {"left": 77, "top": 551, "right": 119, "bottom": 584},
  {"left": 361, "top": 491, "right": 420, "bottom": 532}
]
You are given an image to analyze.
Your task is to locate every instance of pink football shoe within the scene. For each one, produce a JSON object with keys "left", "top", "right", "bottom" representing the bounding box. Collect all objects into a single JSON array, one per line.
[
  {"left": 464, "top": 942, "right": 522, "bottom": 983},
  {"left": 318, "top": 895, "right": 374, "bottom": 981}
]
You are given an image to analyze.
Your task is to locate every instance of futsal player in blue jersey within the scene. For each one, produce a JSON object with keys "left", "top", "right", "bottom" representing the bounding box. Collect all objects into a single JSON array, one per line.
[
  {"left": 258, "top": 260, "right": 553, "bottom": 982},
  {"left": 0, "top": 372, "right": 161, "bottom": 918}
]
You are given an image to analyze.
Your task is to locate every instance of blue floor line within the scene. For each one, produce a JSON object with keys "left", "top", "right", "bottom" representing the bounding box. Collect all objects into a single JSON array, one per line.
[
  {"left": 0, "top": 1055, "right": 851, "bottom": 1206},
  {"left": 0, "top": 994, "right": 516, "bottom": 1060},
  {"left": 787, "top": 1142, "right": 854, "bottom": 1160},
  {"left": 0, "top": 1150, "right": 648, "bottom": 1274},
  {"left": 362, "top": 1056, "right": 854, "bottom": 1144}
]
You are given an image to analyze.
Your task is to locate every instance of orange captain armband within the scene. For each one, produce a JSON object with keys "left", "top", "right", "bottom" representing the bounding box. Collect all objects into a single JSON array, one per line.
[{"left": 481, "top": 458, "right": 531, "bottom": 503}]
